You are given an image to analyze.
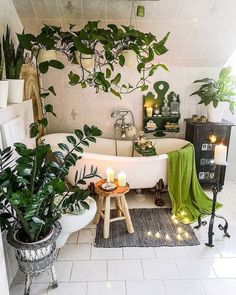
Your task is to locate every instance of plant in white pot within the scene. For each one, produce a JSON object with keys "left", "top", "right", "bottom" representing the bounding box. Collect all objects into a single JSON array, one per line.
[
  {"left": 0, "top": 42, "right": 9, "bottom": 108},
  {"left": 0, "top": 125, "right": 102, "bottom": 295},
  {"left": 190, "top": 67, "right": 236, "bottom": 122},
  {"left": 2, "top": 26, "right": 25, "bottom": 104}
]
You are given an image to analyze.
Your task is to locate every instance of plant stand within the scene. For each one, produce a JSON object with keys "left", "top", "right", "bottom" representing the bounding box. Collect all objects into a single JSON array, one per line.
[
  {"left": 194, "top": 164, "right": 230, "bottom": 247},
  {"left": 7, "top": 222, "right": 61, "bottom": 295}
]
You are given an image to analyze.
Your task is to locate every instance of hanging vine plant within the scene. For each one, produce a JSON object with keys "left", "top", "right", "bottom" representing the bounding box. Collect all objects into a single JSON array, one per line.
[{"left": 17, "top": 21, "right": 170, "bottom": 136}]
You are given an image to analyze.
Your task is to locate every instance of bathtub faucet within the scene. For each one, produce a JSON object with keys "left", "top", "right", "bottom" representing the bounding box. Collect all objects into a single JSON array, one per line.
[{"left": 111, "top": 110, "right": 135, "bottom": 139}]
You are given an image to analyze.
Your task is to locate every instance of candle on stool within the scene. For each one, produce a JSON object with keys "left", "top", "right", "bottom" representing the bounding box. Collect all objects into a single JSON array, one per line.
[
  {"left": 146, "top": 107, "right": 153, "bottom": 117},
  {"left": 106, "top": 168, "right": 114, "bottom": 183},
  {"left": 118, "top": 172, "right": 127, "bottom": 187},
  {"left": 214, "top": 144, "right": 227, "bottom": 165}
]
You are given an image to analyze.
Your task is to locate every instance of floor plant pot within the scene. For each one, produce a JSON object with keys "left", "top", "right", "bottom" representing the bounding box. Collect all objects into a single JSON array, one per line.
[
  {"left": 207, "top": 102, "right": 227, "bottom": 122},
  {"left": 0, "top": 80, "right": 9, "bottom": 108},
  {"left": 57, "top": 197, "right": 97, "bottom": 248},
  {"left": 7, "top": 79, "right": 24, "bottom": 104},
  {"left": 37, "top": 49, "right": 57, "bottom": 64},
  {"left": 7, "top": 222, "right": 61, "bottom": 295}
]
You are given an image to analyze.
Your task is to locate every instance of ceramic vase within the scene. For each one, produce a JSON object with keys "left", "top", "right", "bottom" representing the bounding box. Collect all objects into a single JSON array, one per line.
[
  {"left": 207, "top": 102, "right": 227, "bottom": 122},
  {"left": 0, "top": 80, "right": 9, "bottom": 108},
  {"left": 7, "top": 79, "right": 24, "bottom": 104}
]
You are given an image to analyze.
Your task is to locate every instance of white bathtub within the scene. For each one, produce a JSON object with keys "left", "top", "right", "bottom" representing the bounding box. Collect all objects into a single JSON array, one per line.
[{"left": 41, "top": 133, "right": 189, "bottom": 189}]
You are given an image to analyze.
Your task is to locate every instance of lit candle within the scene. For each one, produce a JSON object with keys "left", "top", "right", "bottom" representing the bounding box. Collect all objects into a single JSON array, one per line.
[
  {"left": 155, "top": 232, "right": 160, "bottom": 238},
  {"left": 106, "top": 168, "right": 114, "bottom": 183},
  {"left": 118, "top": 172, "right": 127, "bottom": 187},
  {"left": 214, "top": 144, "right": 227, "bottom": 165},
  {"left": 146, "top": 107, "right": 153, "bottom": 117}
]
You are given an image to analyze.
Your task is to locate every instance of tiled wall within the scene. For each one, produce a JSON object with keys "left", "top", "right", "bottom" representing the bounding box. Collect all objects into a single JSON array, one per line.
[{"left": 44, "top": 62, "right": 236, "bottom": 181}]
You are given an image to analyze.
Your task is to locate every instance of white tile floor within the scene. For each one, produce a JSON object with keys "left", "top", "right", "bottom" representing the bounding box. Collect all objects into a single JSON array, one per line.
[{"left": 10, "top": 181, "right": 236, "bottom": 295}]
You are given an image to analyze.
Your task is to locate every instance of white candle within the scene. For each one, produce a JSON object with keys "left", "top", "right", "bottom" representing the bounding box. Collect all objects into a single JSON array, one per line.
[
  {"left": 106, "top": 168, "right": 114, "bottom": 183},
  {"left": 214, "top": 144, "right": 227, "bottom": 165},
  {"left": 146, "top": 107, "right": 153, "bottom": 117},
  {"left": 118, "top": 172, "right": 126, "bottom": 187}
]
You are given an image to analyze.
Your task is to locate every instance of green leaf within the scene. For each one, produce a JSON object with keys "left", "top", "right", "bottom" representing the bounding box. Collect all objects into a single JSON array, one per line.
[
  {"left": 118, "top": 55, "right": 125, "bottom": 67},
  {"left": 106, "top": 68, "right": 111, "bottom": 78},
  {"left": 17, "top": 33, "right": 32, "bottom": 51},
  {"left": 137, "top": 62, "right": 145, "bottom": 73},
  {"left": 68, "top": 71, "right": 80, "bottom": 86},
  {"left": 66, "top": 135, "right": 77, "bottom": 145},
  {"left": 58, "top": 143, "right": 69, "bottom": 152},
  {"left": 111, "top": 73, "right": 121, "bottom": 85},
  {"left": 38, "top": 61, "right": 49, "bottom": 74},
  {"left": 110, "top": 88, "right": 121, "bottom": 99},
  {"left": 48, "top": 86, "right": 56, "bottom": 96},
  {"left": 75, "top": 129, "right": 84, "bottom": 140},
  {"left": 49, "top": 60, "right": 64, "bottom": 69},
  {"left": 73, "top": 37, "right": 94, "bottom": 55}
]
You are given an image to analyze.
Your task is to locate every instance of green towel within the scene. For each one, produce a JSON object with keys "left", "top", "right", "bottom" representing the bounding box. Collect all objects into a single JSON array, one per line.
[{"left": 168, "top": 143, "right": 222, "bottom": 224}]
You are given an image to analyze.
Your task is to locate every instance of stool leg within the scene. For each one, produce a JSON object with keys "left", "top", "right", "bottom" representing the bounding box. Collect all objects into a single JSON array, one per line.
[
  {"left": 94, "top": 196, "right": 104, "bottom": 224},
  {"left": 104, "top": 197, "right": 111, "bottom": 239},
  {"left": 115, "top": 196, "right": 122, "bottom": 217},
  {"left": 120, "top": 194, "right": 134, "bottom": 234}
]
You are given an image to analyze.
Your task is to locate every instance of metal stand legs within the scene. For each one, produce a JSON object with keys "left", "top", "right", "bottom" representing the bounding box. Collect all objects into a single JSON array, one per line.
[
  {"left": 194, "top": 165, "right": 230, "bottom": 247},
  {"left": 24, "top": 265, "right": 58, "bottom": 295}
]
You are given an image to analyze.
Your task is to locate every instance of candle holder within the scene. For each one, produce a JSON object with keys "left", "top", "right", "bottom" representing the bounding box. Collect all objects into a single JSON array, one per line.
[{"left": 194, "top": 163, "right": 230, "bottom": 247}]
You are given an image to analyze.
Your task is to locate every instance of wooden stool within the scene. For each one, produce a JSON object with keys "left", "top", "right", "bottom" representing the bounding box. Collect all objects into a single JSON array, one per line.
[{"left": 93, "top": 179, "right": 134, "bottom": 239}]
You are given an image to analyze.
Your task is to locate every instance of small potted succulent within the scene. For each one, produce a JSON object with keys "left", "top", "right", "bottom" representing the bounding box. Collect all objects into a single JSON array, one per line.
[
  {"left": 0, "top": 125, "right": 102, "bottom": 295},
  {"left": 0, "top": 41, "right": 9, "bottom": 108},
  {"left": 2, "top": 26, "right": 25, "bottom": 104},
  {"left": 190, "top": 67, "right": 236, "bottom": 122}
]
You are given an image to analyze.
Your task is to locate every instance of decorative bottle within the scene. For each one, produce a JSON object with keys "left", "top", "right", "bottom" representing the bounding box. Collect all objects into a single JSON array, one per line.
[
  {"left": 170, "top": 95, "right": 180, "bottom": 115},
  {"left": 161, "top": 100, "right": 170, "bottom": 116}
]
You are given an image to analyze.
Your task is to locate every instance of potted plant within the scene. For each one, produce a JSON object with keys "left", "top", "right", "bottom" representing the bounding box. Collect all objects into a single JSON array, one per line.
[
  {"left": 0, "top": 125, "right": 102, "bottom": 295},
  {"left": 0, "top": 41, "right": 9, "bottom": 108},
  {"left": 2, "top": 26, "right": 25, "bottom": 104},
  {"left": 190, "top": 67, "right": 236, "bottom": 122}
]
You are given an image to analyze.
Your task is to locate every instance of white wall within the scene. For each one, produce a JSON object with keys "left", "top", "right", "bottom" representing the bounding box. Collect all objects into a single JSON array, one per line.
[{"left": 0, "top": 0, "right": 24, "bottom": 288}]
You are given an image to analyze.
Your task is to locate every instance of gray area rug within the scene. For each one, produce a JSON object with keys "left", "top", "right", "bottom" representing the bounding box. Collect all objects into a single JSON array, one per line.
[{"left": 95, "top": 208, "right": 200, "bottom": 247}]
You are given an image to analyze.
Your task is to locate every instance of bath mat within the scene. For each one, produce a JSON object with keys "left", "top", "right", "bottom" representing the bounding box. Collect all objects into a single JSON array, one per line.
[{"left": 95, "top": 208, "right": 200, "bottom": 247}]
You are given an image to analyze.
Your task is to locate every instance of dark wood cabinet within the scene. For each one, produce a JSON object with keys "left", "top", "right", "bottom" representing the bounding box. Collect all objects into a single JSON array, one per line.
[{"left": 184, "top": 118, "right": 234, "bottom": 186}]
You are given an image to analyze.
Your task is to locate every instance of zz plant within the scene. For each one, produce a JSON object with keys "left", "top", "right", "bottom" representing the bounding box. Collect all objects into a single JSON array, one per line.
[{"left": 0, "top": 125, "right": 102, "bottom": 243}]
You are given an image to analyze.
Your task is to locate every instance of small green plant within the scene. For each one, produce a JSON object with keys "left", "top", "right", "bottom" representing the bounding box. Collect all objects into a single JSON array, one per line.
[
  {"left": 0, "top": 125, "right": 102, "bottom": 243},
  {"left": 0, "top": 42, "right": 3, "bottom": 80},
  {"left": 190, "top": 67, "right": 236, "bottom": 114},
  {"left": 2, "top": 25, "right": 24, "bottom": 79}
]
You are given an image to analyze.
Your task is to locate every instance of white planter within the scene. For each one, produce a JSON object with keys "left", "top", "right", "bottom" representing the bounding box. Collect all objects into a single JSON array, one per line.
[
  {"left": 122, "top": 50, "right": 137, "bottom": 67},
  {"left": 56, "top": 197, "right": 97, "bottom": 248},
  {"left": 0, "top": 80, "right": 9, "bottom": 108},
  {"left": 37, "top": 49, "right": 57, "bottom": 64},
  {"left": 7, "top": 79, "right": 24, "bottom": 104},
  {"left": 207, "top": 101, "right": 227, "bottom": 122},
  {"left": 75, "top": 52, "right": 94, "bottom": 69}
]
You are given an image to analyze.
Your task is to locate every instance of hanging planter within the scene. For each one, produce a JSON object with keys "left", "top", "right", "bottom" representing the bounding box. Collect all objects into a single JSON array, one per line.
[
  {"left": 122, "top": 50, "right": 137, "bottom": 67},
  {"left": 0, "top": 80, "right": 9, "bottom": 108},
  {"left": 37, "top": 49, "right": 57, "bottom": 64},
  {"left": 75, "top": 51, "right": 94, "bottom": 69}
]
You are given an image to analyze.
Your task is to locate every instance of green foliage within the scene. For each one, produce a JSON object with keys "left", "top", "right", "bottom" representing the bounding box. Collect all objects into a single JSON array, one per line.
[
  {"left": 0, "top": 126, "right": 102, "bottom": 243},
  {"left": 17, "top": 22, "right": 170, "bottom": 96},
  {"left": 190, "top": 66, "right": 236, "bottom": 114},
  {"left": 3, "top": 26, "right": 24, "bottom": 79}
]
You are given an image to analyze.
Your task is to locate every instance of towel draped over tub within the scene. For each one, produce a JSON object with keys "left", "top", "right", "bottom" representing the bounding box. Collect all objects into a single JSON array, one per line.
[{"left": 168, "top": 143, "right": 222, "bottom": 224}]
